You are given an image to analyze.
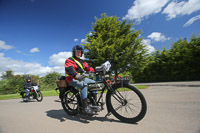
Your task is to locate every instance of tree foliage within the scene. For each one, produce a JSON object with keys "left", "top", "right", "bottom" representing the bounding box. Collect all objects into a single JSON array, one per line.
[
  {"left": 82, "top": 13, "right": 149, "bottom": 78},
  {"left": 1, "top": 70, "right": 14, "bottom": 80},
  {"left": 135, "top": 35, "right": 200, "bottom": 82},
  {"left": 0, "top": 72, "right": 61, "bottom": 95},
  {"left": 40, "top": 72, "right": 62, "bottom": 91},
  {"left": 0, "top": 14, "right": 199, "bottom": 94}
]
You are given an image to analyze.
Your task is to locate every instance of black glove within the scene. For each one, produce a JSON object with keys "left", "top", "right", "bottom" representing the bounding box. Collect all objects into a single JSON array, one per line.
[{"left": 75, "top": 74, "right": 85, "bottom": 81}]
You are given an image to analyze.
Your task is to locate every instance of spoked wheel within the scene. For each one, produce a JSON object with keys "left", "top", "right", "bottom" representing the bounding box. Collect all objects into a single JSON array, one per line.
[
  {"left": 61, "top": 90, "right": 80, "bottom": 116},
  {"left": 36, "top": 91, "right": 43, "bottom": 102},
  {"left": 106, "top": 84, "right": 147, "bottom": 123}
]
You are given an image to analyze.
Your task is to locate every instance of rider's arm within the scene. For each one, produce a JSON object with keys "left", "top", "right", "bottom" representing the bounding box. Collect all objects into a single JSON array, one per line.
[
  {"left": 24, "top": 82, "right": 27, "bottom": 89},
  {"left": 65, "top": 58, "right": 78, "bottom": 77},
  {"left": 31, "top": 82, "right": 37, "bottom": 86},
  {"left": 83, "top": 62, "right": 94, "bottom": 72}
]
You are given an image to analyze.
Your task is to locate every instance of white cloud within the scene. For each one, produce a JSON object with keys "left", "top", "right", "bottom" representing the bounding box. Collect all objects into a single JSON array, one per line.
[
  {"left": 147, "top": 32, "right": 169, "bottom": 42},
  {"left": 16, "top": 50, "right": 26, "bottom": 55},
  {"left": 74, "top": 38, "right": 79, "bottom": 42},
  {"left": 89, "top": 32, "right": 93, "bottom": 36},
  {"left": 123, "top": 0, "right": 200, "bottom": 23},
  {"left": 48, "top": 51, "right": 81, "bottom": 75},
  {"left": 0, "top": 53, "right": 53, "bottom": 77},
  {"left": 162, "top": 0, "right": 200, "bottom": 20},
  {"left": 123, "top": 0, "right": 169, "bottom": 23},
  {"left": 81, "top": 39, "right": 87, "bottom": 43},
  {"left": 0, "top": 40, "right": 14, "bottom": 50},
  {"left": 30, "top": 47, "right": 40, "bottom": 53},
  {"left": 49, "top": 52, "right": 72, "bottom": 66},
  {"left": 184, "top": 14, "right": 200, "bottom": 27},
  {"left": 142, "top": 39, "right": 155, "bottom": 53},
  {"left": 0, "top": 51, "right": 77, "bottom": 78}
]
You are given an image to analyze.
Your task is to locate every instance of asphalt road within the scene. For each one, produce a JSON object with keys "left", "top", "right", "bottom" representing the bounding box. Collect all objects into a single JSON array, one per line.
[{"left": 0, "top": 81, "right": 200, "bottom": 133}]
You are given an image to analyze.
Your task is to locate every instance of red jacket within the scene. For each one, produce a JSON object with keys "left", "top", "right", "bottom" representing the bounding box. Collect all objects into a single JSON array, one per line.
[{"left": 65, "top": 56, "right": 94, "bottom": 83}]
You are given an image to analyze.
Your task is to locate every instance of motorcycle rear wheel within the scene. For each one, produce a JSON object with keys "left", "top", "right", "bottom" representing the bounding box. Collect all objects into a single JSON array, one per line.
[
  {"left": 106, "top": 84, "right": 147, "bottom": 123},
  {"left": 61, "top": 89, "right": 80, "bottom": 116}
]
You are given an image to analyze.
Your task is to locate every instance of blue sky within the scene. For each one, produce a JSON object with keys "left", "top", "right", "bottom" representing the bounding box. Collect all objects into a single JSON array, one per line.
[{"left": 0, "top": 0, "right": 200, "bottom": 77}]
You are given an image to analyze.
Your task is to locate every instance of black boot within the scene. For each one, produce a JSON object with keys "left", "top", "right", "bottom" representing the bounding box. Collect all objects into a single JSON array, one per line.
[
  {"left": 92, "top": 93, "right": 97, "bottom": 101},
  {"left": 82, "top": 98, "right": 96, "bottom": 115}
]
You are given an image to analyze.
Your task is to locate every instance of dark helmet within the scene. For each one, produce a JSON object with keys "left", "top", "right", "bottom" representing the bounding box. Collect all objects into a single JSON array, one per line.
[
  {"left": 72, "top": 45, "right": 84, "bottom": 57},
  {"left": 26, "top": 77, "right": 31, "bottom": 82}
]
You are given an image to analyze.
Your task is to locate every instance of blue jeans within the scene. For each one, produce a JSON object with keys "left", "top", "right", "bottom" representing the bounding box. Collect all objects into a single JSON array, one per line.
[
  {"left": 68, "top": 78, "right": 96, "bottom": 99},
  {"left": 25, "top": 89, "right": 30, "bottom": 96}
]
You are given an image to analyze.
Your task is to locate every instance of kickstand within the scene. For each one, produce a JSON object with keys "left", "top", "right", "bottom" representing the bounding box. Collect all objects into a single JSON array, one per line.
[{"left": 105, "top": 111, "right": 112, "bottom": 117}]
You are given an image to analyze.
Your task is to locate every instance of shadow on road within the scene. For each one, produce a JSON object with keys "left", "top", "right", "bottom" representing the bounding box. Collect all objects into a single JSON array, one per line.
[
  {"left": 46, "top": 109, "right": 136, "bottom": 124},
  {"left": 19, "top": 100, "right": 37, "bottom": 103},
  {"left": 54, "top": 99, "right": 61, "bottom": 103}
]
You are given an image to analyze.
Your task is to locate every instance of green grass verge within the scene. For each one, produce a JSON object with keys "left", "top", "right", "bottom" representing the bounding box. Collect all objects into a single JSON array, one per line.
[
  {"left": 0, "top": 85, "right": 147, "bottom": 100},
  {"left": 0, "top": 93, "right": 21, "bottom": 100},
  {"left": 135, "top": 85, "right": 147, "bottom": 89},
  {"left": 0, "top": 90, "right": 59, "bottom": 100}
]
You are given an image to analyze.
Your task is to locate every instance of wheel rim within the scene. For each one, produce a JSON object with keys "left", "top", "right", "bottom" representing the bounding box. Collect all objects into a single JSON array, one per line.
[
  {"left": 37, "top": 93, "right": 42, "bottom": 100},
  {"left": 63, "top": 92, "right": 78, "bottom": 111},
  {"left": 111, "top": 87, "right": 142, "bottom": 119}
]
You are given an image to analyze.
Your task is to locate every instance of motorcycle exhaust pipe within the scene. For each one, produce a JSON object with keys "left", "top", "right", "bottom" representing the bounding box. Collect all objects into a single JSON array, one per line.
[{"left": 89, "top": 105, "right": 102, "bottom": 112}]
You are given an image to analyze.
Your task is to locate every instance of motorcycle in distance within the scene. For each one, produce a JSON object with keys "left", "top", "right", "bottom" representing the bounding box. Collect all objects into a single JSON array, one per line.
[
  {"left": 55, "top": 61, "right": 147, "bottom": 123},
  {"left": 20, "top": 86, "right": 43, "bottom": 102}
]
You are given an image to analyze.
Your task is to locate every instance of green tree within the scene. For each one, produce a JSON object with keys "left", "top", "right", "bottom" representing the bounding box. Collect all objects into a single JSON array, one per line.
[
  {"left": 168, "top": 36, "right": 200, "bottom": 80},
  {"left": 1, "top": 70, "right": 14, "bottom": 80},
  {"left": 82, "top": 13, "right": 149, "bottom": 79},
  {"left": 40, "top": 72, "right": 61, "bottom": 90},
  {"left": 135, "top": 35, "right": 200, "bottom": 82},
  {"left": 7, "top": 75, "right": 25, "bottom": 94},
  {"left": 0, "top": 71, "right": 62, "bottom": 95},
  {"left": 0, "top": 73, "right": 41, "bottom": 95}
]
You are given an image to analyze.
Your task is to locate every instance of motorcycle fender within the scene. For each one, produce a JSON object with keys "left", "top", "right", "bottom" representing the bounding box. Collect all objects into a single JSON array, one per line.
[
  {"left": 105, "top": 91, "right": 112, "bottom": 113},
  {"left": 59, "top": 86, "right": 78, "bottom": 98},
  {"left": 105, "top": 83, "right": 123, "bottom": 113}
]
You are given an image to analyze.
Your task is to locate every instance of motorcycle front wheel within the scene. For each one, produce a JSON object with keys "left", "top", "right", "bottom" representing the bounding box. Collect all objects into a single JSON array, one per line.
[
  {"left": 36, "top": 91, "right": 43, "bottom": 102},
  {"left": 106, "top": 84, "right": 147, "bottom": 123}
]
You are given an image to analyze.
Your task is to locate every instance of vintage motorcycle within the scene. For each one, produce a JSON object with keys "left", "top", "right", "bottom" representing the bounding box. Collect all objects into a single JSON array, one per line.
[
  {"left": 56, "top": 61, "right": 147, "bottom": 123},
  {"left": 20, "top": 86, "right": 43, "bottom": 102}
]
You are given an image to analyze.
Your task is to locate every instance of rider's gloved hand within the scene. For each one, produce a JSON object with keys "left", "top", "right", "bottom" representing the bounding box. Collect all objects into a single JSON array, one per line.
[
  {"left": 75, "top": 74, "right": 85, "bottom": 81},
  {"left": 89, "top": 71, "right": 94, "bottom": 76}
]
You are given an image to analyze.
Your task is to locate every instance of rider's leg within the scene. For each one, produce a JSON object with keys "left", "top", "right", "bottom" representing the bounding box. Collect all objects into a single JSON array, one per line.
[
  {"left": 25, "top": 89, "right": 30, "bottom": 97},
  {"left": 69, "top": 78, "right": 96, "bottom": 99},
  {"left": 68, "top": 78, "right": 96, "bottom": 115},
  {"left": 68, "top": 78, "right": 88, "bottom": 98},
  {"left": 84, "top": 78, "right": 97, "bottom": 101}
]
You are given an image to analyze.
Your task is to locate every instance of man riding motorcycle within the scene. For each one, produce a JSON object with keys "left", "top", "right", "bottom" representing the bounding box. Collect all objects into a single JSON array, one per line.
[
  {"left": 65, "top": 45, "right": 96, "bottom": 115},
  {"left": 24, "top": 77, "right": 37, "bottom": 98}
]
